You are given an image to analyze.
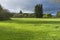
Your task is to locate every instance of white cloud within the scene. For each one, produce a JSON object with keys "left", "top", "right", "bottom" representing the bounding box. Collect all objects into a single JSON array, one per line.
[
  {"left": 0, "top": 0, "right": 60, "bottom": 13},
  {"left": 0, "top": 0, "right": 36, "bottom": 13}
]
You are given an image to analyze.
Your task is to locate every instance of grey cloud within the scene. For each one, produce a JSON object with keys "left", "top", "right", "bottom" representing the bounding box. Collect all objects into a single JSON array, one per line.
[{"left": 0, "top": 0, "right": 60, "bottom": 13}]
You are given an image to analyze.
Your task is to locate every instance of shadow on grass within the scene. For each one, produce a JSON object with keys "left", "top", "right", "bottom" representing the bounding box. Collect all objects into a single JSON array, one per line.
[
  {"left": 7, "top": 19, "right": 60, "bottom": 24},
  {"left": 0, "top": 19, "right": 60, "bottom": 24}
]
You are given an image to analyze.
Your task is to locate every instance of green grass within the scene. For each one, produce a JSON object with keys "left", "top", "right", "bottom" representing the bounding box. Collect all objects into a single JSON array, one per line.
[{"left": 0, "top": 18, "right": 60, "bottom": 40}]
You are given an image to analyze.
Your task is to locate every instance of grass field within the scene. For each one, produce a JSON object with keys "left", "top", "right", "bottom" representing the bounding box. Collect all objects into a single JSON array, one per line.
[{"left": 0, "top": 18, "right": 60, "bottom": 40}]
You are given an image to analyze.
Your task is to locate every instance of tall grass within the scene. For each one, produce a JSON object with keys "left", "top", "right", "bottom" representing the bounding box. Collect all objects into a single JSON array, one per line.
[{"left": 0, "top": 18, "right": 60, "bottom": 40}]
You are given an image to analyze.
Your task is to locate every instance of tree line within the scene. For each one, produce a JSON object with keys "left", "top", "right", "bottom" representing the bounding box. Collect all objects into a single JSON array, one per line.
[{"left": 0, "top": 4, "right": 60, "bottom": 20}]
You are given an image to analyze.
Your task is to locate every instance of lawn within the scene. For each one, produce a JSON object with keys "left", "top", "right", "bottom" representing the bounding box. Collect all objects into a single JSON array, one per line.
[{"left": 0, "top": 18, "right": 60, "bottom": 40}]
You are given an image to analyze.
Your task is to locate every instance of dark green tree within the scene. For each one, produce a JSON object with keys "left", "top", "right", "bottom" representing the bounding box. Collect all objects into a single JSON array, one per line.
[
  {"left": 0, "top": 5, "right": 10, "bottom": 20},
  {"left": 19, "top": 10, "right": 23, "bottom": 14},
  {"left": 56, "top": 11, "right": 60, "bottom": 17},
  {"left": 0, "top": 5, "right": 3, "bottom": 12},
  {"left": 34, "top": 4, "right": 43, "bottom": 18}
]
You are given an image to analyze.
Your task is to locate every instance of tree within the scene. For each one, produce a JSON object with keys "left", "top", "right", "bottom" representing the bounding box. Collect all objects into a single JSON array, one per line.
[
  {"left": 56, "top": 11, "right": 60, "bottom": 17},
  {"left": 0, "top": 5, "right": 10, "bottom": 20},
  {"left": 13, "top": 13, "right": 23, "bottom": 18},
  {"left": 34, "top": 4, "right": 43, "bottom": 18},
  {"left": 19, "top": 10, "right": 23, "bottom": 14},
  {"left": 0, "top": 5, "right": 3, "bottom": 12},
  {"left": 43, "top": 13, "right": 52, "bottom": 18}
]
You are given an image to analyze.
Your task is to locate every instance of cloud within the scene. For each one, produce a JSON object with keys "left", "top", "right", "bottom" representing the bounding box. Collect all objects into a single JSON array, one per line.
[
  {"left": 0, "top": 0, "right": 37, "bottom": 13},
  {"left": 0, "top": 0, "right": 60, "bottom": 14},
  {"left": 50, "top": 0, "right": 60, "bottom": 3}
]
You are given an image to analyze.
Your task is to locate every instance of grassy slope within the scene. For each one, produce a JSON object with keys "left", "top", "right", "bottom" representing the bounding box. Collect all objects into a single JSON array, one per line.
[{"left": 0, "top": 18, "right": 60, "bottom": 40}]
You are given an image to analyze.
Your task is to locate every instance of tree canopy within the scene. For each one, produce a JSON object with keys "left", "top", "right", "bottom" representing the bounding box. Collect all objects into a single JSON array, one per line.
[
  {"left": 34, "top": 4, "right": 43, "bottom": 18},
  {"left": 0, "top": 5, "right": 11, "bottom": 20}
]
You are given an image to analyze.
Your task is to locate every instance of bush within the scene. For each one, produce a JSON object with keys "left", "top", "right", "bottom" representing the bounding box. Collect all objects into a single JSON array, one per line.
[
  {"left": 0, "top": 10, "right": 11, "bottom": 21},
  {"left": 0, "top": 5, "right": 11, "bottom": 21},
  {"left": 0, "top": 12, "right": 10, "bottom": 21},
  {"left": 43, "top": 14, "right": 52, "bottom": 18}
]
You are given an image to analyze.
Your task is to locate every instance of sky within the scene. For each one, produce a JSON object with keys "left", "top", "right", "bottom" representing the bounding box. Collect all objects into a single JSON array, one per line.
[{"left": 0, "top": 0, "right": 60, "bottom": 15}]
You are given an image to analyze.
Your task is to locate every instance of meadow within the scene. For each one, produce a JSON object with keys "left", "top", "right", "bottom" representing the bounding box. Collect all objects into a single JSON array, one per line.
[{"left": 0, "top": 18, "right": 60, "bottom": 40}]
